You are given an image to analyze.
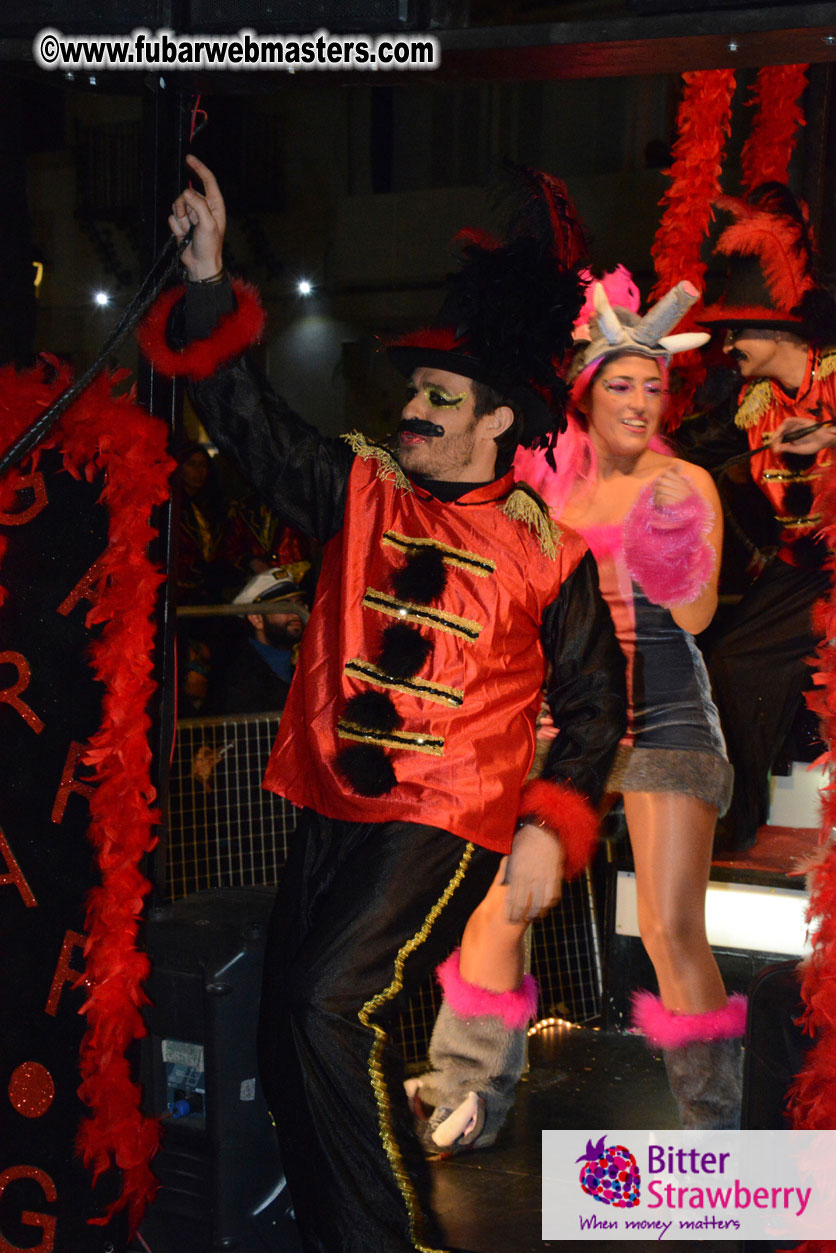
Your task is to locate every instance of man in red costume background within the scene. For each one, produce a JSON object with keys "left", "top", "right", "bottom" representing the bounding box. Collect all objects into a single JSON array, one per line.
[{"left": 699, "top": 183, "right": 836, "bottom": 854}]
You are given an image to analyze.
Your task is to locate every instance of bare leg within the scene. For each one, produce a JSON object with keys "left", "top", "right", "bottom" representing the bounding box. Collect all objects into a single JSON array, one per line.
[
  {"left": 410, "top": 864, "right": 535, "bottom": 1151},
  {"left": 625, "top": 789, "right": 727, "bottom": 1013},
  {"left": 459, "top": 860, "right": 528, "bottom": 992}
]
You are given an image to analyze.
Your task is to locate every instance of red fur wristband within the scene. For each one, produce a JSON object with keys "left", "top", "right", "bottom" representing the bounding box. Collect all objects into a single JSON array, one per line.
[
  {"left": 517, "top": 779, "right": 599, "bottom": 879},
  {"left": 136, "top": 279, "right": 265, "bottom": 380}
]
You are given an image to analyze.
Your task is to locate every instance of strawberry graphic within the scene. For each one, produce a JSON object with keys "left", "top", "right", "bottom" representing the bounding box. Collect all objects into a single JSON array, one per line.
[{"left": 576, "top": 1135, "right": 641, "bottom": 1208}]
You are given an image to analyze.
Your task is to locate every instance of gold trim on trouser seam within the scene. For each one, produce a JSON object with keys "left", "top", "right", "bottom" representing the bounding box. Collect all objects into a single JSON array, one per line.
[{"left": 357, "top": 841, "right": 475, "bottom": 1253}]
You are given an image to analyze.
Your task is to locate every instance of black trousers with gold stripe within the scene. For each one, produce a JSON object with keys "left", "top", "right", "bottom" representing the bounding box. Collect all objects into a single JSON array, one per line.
[{"left": 257, "top": 810, "right": 501, "bottom": 1253}]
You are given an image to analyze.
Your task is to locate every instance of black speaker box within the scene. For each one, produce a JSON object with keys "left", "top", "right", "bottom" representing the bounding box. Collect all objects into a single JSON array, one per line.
[{"left": 138, "top": 887, "right": 301, "bottom": 1253}]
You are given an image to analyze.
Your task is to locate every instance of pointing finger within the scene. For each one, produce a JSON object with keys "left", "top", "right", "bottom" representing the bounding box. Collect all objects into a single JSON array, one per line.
[{"left": 185, "top": 154, "right": 226, "bottom": 228}]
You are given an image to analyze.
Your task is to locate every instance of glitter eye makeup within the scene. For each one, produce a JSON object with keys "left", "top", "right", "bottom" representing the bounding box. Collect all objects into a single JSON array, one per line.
[
  {"left": 425, "top": 387, "right": 467, "bottom": 409},
  {"left": 601, "top": 377, "right": 665, "bottom": 398}
]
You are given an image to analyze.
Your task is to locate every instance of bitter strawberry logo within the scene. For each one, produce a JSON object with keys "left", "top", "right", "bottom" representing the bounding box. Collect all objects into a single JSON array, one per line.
[{"left": 576, "top": 1135, "right": 641, "bottom": 1207}]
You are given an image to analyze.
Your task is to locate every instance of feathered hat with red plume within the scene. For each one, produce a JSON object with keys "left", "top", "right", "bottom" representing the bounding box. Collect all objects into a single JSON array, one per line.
[
  {"left": 387, "top": 164, "right": 587, "bottom": 456},
  {"left": 700, "top": 182, "right": 836, "bottom": 345}
]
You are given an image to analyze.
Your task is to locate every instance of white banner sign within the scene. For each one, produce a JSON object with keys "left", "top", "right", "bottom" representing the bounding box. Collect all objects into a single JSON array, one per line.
[{"left": 543, "top": 1130, "right": 836, "bottom": 1241}]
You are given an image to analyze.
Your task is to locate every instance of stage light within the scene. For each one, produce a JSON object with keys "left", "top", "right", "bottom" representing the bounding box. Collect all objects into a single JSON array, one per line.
[
  {"left": 615, "top": 870, "right": 811, "bottom": 957},
  {"left": 297, "top": 280, "right": 313, "bottom": 297},
  {"left": 94, "top": 291, "right": 110, "bottom": 307}
]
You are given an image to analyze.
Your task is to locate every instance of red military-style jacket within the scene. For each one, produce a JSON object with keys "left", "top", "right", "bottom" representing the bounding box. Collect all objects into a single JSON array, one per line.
[
  {"left": 736, "top": 347, "right": 836, "bottom": 567},
  {"left": 139, "top": 278, "right": 627, "bottom": 865},
  {"left": 264, "top": 441, "right": 591, "bottom": 851}
]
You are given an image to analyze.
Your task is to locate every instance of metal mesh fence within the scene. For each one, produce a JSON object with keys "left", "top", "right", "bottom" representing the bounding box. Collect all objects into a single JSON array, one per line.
[{"left": 167, "top": 712, "right": 603, "bottom": 1064}]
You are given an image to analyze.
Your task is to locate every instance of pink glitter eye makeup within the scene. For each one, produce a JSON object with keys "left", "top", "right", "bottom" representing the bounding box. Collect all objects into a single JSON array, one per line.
[{"left": 601, "top": 378, "right": 665, "bottom": 398}]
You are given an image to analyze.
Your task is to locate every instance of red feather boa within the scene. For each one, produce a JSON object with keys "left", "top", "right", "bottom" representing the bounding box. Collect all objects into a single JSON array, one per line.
[
  {"left": 0, "top": 359, "right": 175, "bottom": 1232},
  {"left": 518, "top": 778, "right": 599, "bottom": 880},
  {"left": 649, "top": 69, "right": 736, "bottom": 428},
  {"left": 789, "top": 456, "right": 836, "bottom": 1143},
  {"left": 741, "top": 64, "right": 808, "bottom": 192},
  {"left": 137, "top": 278, "right": 265, "bottom": 379}
]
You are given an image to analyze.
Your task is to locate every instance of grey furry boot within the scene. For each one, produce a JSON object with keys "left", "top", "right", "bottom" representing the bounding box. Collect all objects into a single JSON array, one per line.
[
  {"left": 406, "top": 947, "right": 538, "bottom": 1154},
  {"left": 632, "top": 990, "right": 748, "bottom": 1130},
  {"left": 662, "top": 1036, "right": 743, "bottom": 1129}
]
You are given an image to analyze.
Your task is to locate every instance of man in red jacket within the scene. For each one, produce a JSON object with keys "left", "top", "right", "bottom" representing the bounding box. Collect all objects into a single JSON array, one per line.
[
  {"left": 142, "top": 155, "right": 626, "bottom": 1253},
  {"left": 699, "top": 183, "right": 836, "bottom": 853}
]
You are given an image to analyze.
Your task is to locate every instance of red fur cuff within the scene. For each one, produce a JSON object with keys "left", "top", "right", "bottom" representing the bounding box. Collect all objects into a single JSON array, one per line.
[
  {"left": 518, "top": 779, "right": 599, "bottom": 879},
  {"left": 136, "top": 279, "right": 265, "bottom": 380}
]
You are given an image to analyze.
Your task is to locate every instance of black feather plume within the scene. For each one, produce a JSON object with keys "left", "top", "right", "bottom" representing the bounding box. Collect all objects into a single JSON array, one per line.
[
  {"left": 336, "top": 744, "right": 397, "bottom": 796},
  {"left": 343, "top": 691, "right": 402, "bottom": 732},
  {"left": 376, "top": 623, "right": 433, "bottom": 679},
  {"left": 390, "top": 548, "right": 448, "bottom": 604}
]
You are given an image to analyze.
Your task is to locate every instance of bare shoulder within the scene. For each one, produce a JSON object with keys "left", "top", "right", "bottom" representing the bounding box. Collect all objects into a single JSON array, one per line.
[{"left": 672, "top": 458, "right": 722, "bottom": 507}]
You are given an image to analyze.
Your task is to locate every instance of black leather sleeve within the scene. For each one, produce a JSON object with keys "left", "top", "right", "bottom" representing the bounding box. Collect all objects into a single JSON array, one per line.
[
  {"left": 176, "top": 281, "right": 354, "bottom": 545},
  {"left": 539, "top": 550, "right": 627, "bottom": 804}
]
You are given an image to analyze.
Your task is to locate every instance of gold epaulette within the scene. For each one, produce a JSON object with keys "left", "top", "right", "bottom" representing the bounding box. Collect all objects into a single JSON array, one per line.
[
  {"left": 342, "top": 432, "right": 412, "bottom": 492},
  {"left": 819, "top": 349, "right": 836, "bottom": 382},
  {"left": 734, "top": 379, "right": 774, "bottom": 429},
  {"left": 501, "top": 483, "right": 562, "bottom": 559}
]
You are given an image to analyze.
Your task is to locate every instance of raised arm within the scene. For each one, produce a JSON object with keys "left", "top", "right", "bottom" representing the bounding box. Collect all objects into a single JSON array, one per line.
[{"left": 140, "top": 155, "right": 354, "bottom": 544}]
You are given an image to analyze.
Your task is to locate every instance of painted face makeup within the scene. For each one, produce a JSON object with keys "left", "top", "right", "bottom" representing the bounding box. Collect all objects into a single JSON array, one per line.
[
  {"left": 405, "top": 383, "right": 468, "bottom": 410},
  {"left": 398, "top": 417, "right": 446, "bottom": 439},
  {"left": 395, "top": 368, "right": 487, "bottom": 480},
  {"left": 722, "top": 327, "right": 780, "bottom": 378},
  {"left": 587, "top": 356, "right": 665, "bottom": 457},
  {"left": 600, "top": 378, "right": 666, "bottom": 399}
]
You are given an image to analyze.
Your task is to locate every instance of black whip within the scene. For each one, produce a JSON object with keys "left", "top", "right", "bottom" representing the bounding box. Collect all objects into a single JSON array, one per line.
[
  {"left": 0, "top": 226, "right": 193, "bottom": 479},
  {"left": 713, "top": 418, "right": 836, "bottom": 475}
]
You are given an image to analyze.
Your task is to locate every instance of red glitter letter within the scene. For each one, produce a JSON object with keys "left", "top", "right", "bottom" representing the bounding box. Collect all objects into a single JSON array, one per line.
[
  {"left": 50, "top": 742, "right": 95, "bottom": 824},
  {"left": 0, "top": 827, "right": 37, "bottom": 908},
  {"left": 57, "top": 554, "right": 106, "bottom": 617},
  {"left": 0, "top": 470, "right": 48, "bottom": 527},
  {"left": 45, "top": 930, "right": 86, "bottom": 1017},
  {"left": 0, "top": 653, "right": 44, "bottom": 734},
  {"left": 0, "top": 1166, "right": 57, "bottom": 1252}
]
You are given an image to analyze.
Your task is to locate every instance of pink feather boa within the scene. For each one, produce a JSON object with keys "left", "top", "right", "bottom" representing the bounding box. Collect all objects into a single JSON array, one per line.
[
  {"left": 631, "top": 990, "right": 748, "bottom": 1049},
  {"left": 436, "top": 948, "right": 539, "bottom": 1030},
  {"left": 622, "top": 480, "right": 715, "bottom": 608}
]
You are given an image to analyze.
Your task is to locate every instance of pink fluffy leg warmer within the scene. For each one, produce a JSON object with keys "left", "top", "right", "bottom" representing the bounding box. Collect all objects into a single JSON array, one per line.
[
  {"left": 436, "top": 947, "right": 539, "bottom": 1031},
  {"left": 622, "top": 480, "right": 715, "bottom": 608},
  {"left": 631, "top": 990, "right": 748, "bottom": 1049}
]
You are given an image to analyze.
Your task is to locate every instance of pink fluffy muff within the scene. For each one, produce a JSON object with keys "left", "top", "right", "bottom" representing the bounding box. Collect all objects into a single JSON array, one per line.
[{"left": 622, "top": 480, "right": 715, "bottom": 608}]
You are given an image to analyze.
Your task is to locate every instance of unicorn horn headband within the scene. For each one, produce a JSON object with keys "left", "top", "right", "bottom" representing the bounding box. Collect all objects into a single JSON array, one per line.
[{"left": 590, "top": 279, "right": 710, "bottom": 360}]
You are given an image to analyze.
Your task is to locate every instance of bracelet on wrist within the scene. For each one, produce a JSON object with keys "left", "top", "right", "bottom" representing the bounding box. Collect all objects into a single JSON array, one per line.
[
  {"left": 185, "top": 267, "right": 226, "bottom": 286},
  {"left": 515, "top": 813, "right": 549, "bottom": 832}
]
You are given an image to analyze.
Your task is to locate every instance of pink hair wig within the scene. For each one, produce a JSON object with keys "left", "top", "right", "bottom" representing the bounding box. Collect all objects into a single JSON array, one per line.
[{"left": 575, "top": 264, "right": 640, "bottom": 336}]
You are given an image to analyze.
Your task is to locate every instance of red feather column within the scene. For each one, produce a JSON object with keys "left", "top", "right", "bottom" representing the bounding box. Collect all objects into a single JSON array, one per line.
[
  {"left": 789, "top": 459, "right": 836, "bottom": 1137},
  {"left": 740, "top": 64, "right": 809, "bottom": 192},
  {"left": 649, "top": 69, "right": 737, "bottom": 427},
  {"left": 0, "top": 362, "right": 174, "bottom": 1232}
]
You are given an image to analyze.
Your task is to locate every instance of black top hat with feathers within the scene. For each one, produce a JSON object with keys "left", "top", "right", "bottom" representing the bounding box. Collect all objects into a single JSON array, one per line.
[
  {"left": 700, "top": 182, "right": 836, "bottom": 346},
  {"left": 388, "top": 165, "right": 587, "bottom": 454}
]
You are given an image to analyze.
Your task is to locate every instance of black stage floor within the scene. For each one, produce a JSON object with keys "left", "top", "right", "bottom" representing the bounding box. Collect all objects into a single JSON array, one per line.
[{"left": 430, "top": 1023, "right": 743, "bottom": 1253}]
